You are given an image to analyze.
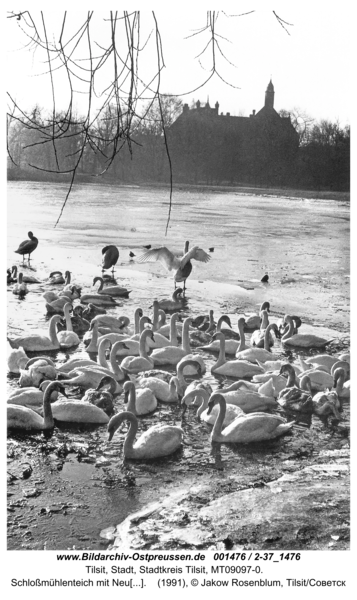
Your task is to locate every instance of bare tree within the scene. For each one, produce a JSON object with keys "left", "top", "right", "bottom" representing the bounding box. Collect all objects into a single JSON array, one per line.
[{"left": 7, "top": 10, "right": 293, "bottom": 232}]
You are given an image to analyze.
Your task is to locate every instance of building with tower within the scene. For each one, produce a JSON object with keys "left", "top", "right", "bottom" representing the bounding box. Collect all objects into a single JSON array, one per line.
[{"left": 168, "top": 80, "right": 299, "bottom": 185}]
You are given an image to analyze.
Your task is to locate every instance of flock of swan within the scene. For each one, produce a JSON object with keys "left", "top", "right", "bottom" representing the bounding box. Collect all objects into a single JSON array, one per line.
[{"left": 7, "top": 235, "right": 350, "bottom": 463}]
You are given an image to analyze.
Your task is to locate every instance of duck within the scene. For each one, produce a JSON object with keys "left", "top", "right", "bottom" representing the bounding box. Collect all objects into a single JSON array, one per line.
[
  {"left": 236, "top": 323, "right": 281, "bottom": 363},
  {"left": 250, "top": 308, "right": 275, "bottom": 348},
  {"left": 182, "top": 388, "right": 244, "bottom": 426},
  {"left": 7, "top": 381, "right": 63, "bottom": 431},
  {"left": 7, "top": 346, "right": 29, "bottom": 373},
  {"left": 281, "top": 315, "right": 334, "bottom": 348},
  {"left": 123, "top": 381, "right": 157, "bottom": 416},
  {"left": 198, "top": 316, "right": 242, "bottom": 355},
  {"left": 207, "top": 394, "right": 294, "bottom": 443},
  {"left": 102, "top": 245, "right": 119, "bottom": 276},
  {"left": 210, "top": 332, "right": 264, "bottom": 378},
  {"left": 82, "top": 375, "right": 117, "bottom": 416},
  {"left": 120, "top": 329, "right": 155, "bottom": 374},
  {"left": 137, "top": 376, "right": 179, "bottom": 403},
  {"left": 243, "top": 301, "right": 270, "bottom": 331},
  {"left": 12, "top": 272, "right": 28, "bottom": 297},
  {"left": 7, "top": 380, "right": 60, "bottom": 407},
  {"left": 332, "top": 366, "right": 350, "bottom": 400},
  {"left": 137, "top": 241, "right": 210, "bottom": 293},
  {"left": 14, "top": 231, "right": 38, "bottom": 264},
  {"left": 93, "top": 276, "right": 131, "bottom": 298},
  {"left": 19, "top": 357, "right": 57, "bottom": 388},
  {"left": 156, "top": 288, "right": 187, "bottom": 311},
  {"left": 56, "top": 303, "right": 80, "bottom": 349},
  {"left": 8, "top": 315, "right": 62, "bottom": 352},
  {"left": 107, "top": 412, "right": 183, "bottom": 459}
]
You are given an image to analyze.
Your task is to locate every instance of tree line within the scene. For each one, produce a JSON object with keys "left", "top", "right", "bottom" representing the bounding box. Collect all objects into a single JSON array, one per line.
[{"left": 7, "top": 98, "right": 350, "bottom": 192}]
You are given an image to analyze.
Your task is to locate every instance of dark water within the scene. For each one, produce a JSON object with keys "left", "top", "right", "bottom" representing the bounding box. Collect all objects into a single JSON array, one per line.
[{"left": 7, "top": 181, "right": 350, "bottom": 550}]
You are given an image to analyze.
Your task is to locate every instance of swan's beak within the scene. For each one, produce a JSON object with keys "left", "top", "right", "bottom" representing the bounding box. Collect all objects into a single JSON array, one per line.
[
  {"left": 108, "top": 429, "right": 114, "bottom": 441},
  {"left": 207, "top": 402, "right": 214, "bottom": 415}
]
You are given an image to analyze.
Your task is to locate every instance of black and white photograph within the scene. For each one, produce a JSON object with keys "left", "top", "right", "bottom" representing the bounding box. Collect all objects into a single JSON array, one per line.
[{"left": 5, "top": 4, "right": 352, "bottom": 585}]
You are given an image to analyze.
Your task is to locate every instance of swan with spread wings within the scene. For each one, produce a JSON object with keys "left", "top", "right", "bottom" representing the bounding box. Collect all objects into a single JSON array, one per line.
[{"left": 137, "top": 241, "right": 210, "bottom": 294}]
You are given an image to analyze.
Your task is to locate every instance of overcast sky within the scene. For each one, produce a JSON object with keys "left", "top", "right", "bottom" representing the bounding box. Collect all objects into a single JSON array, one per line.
[{"left": 6, "top": 3, "right": 351, "bottom": 126}]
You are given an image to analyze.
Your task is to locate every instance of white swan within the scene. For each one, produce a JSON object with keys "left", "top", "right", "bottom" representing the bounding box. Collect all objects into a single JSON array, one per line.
[
  {"left": 137, "top": 241, "right": 210, "bottom": 291},
  {"left": 7, "top": 381, "right": 63, "bottom": 431},
  {"left": 7, "top": 380, "right": 60, "bottom": 407},
  {"left": 281, "top": 315, "right": 334, "bottom": 348},
  {"left": 150, "top": 318, "right": 193, "bottom": 367},
  {"left": 7, "top": 346, "right": 29, "bottom": 374},
  {"left": 137, "top": 376, "right": 179, "bottom": 403},
  {"left": 182, "top": 388, "right": 244, "bottom": 426},
  {"left": 123, "top": 381, "right": 157, "bottom": 416},
  {"left": 207, "top": 394, "right": 294, "bottom": 443},
  {"left": 304, "top": 354, "right": 340, "bottom": 371},
  {"left": 243, "top": 301, "right": 270, "bottom": 331},
  {"left": 51, "top": 398, "right": 109, "bottom": 424},
  {"left": 12, "top": 272, "right": 28, "bottom": 297},
  {"left": 250, "top": 308, "right": 274, "bottom": 348},
  {"left": 8, "top": 315, "right": 62, "bottom": 351},
  {"left": 57, "top": 303, "right": 80, "bottom": 349},
  {"left": 120, "top": 329, "right": 155, "bottom": 374},
  {"left": 221, "top": 377, "right": 276, "bottom": 398},
  {"left": 107, "top": 412, "right": 183, "bottom": 459},
  {"left": 332, "top": 366, "right": 350, "bottom": 400},
  {"left": 19, "top": 357, "right": 57, "bottom": 388},
  {"left": 198, "top": 316, "right": 243, "bottom": 355},
  {"left": 236, "top": 323, "right": 281, "bottom": 363},
  {"left": 211, "top": 332, "right": 264, "bottom": 378},
  {"left": 93, "top": 276, "right": 131, "bottom": 298}
]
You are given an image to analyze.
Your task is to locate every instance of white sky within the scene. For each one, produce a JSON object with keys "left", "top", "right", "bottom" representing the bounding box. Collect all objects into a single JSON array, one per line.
[{"left": 5, "top": 2, "right": 351, "bottom": 126}]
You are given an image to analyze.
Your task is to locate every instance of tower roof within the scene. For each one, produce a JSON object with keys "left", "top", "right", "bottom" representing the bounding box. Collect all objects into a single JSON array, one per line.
[{"left": 266, "top": 80, "right": 274, "bottom": 92}]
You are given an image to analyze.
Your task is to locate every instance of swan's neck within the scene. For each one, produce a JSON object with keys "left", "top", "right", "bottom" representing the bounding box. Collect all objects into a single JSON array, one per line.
[
  {"left": 182, "top": 321, "right": 191, "bottom": 353},
  {"left": 168, "top": 377, "right": 179, "bottom": 400},
  {"left": 176, "top": 364, "right": 187, "bottom": 386},
  {"left": 139, "top": 332, "right": 151, "bottom": 359},
  {"left": 211, "top": 396, "right": 226, "bottom": 439},
  {"left": 134, "top": 309, "right": 141, "bottom": 335},
  {"left": 152, "top": 303, "right": 159, "bottom": 332},
  {"left": 64, "top": 305, "right": 73, "bottom": 331},
  {"left": 126, "top": 385, "right": 136, "bottom": 413},
  {"left": 216, "top": 316, "right": 224, "bottom": 333},
  {"left": 48, "top": 318, "right": 59, "bottom": 345},
  {"left": 43, "top": 385, "right": 55, "bottom": 429},
  {"left": 65, "top": 272, "right": 71, "bottom": 285},
  {"left": 196, "top": 390, "right": 210, "bottom": 417},
  {"left": 109, "top": 345, "right": 124, "bottom": 378},
  {"left": 123, "top": 416, "right": 139, "bottom": 456},
  {"left": 87, "top": 323, "right": 99, "bottom": 351},
  {"left": 260, "top": 310, "right": 269, "bottom": 329},
  {"left": 263, "top": 324, "right": 273, "bottom": 352},
  {"left": 212, "top": 336, "right": 226, "bottom": 370},
  {"left": 94, "top": 277, "right": 104, "bottom": 291},
  {"left": 334, "top": 373, "right": 345, "bottom": 394},
  {"left": 170, "top": 316, "right": 178, "bottom": 346},
  {"left": 98, "top": 342, "right": 109, "bottom": 369},
  {"left": 281, "top": 317, "right": 294, "bottom": 341},
  {"left": 236, "top": 320, "right": 247, "bottom": 351},
  {"left": 286, "top": 367, "right": 297, "bottom": 388}
]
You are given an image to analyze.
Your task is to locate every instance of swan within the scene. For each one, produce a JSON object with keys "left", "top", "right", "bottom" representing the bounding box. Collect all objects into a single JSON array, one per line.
[
  {"left": 277, "top": 315, "right": 302, "bottom": 336},
  {"left": 333, "top": 367, "right": 350, "bottom": 400},
  {"left": 150, "top": 318, "right": 193, "bottom": 367},
  {"left": 81, "top": 289, "right": 119, "bottom": 307},
  {"left": 156, "top": 288, "right": 187, "bottom": 311},
  {"left": 7, "top": 381, "right": 63, "bottom": 431},
  {"left": 102, "top": 245, "right": 119, "bottom": 275},
  {"left": 8, "top": 315, "right": 62, "bottom": 351},
  {"left": 250, "top": 309, "right": 274, "bottom": 348},
  {"left": 59, "top": 305, "right": 90, "bottom": 335},
  {"left": 7, "top": 346, "right": 29, "bottom": 373},
  {"left": 221, "top": 377, "right": 276, "bottom": 398},
  {"left": 236, "top": 323, "right": 281, "bottom": 363},
  {"left": 92, "top": 314, "right": 132, "bottom": 334},
  {"left": 297, "top": 367, "right": 333, "bottom": 392},
  {"left": 243, "top": 301, "right": 270, "bottom": 331},
  {"left": 8, "top": 380, "right": 60, "bottom": 407},
  {"left": 139, "top": 358, "right": 203, "bottom": 398},
  {"left": 7, "top": 265, "right": 17, "bottom": 284},
  {"left": 82, "top": 303, "right": 107, "bottom": 320},
  {"left": 19, "top": 357, "right": 57, "bottom": 388},
  {"left": 192, "top": 310, "right": 215, "bottom": 332},
  {"left": 82, "top": 376, "right": 117, "bottom": 416},
  {"left": 48, "top": 271, "right": 66, "bottom": 285},
  {"left": 207, "top": 394, "right": 293, "bottom": 443},
  {"left": 218, "top": 385, "right": 278, "bottom": 413},
  {"left": 210, "top": 332, "right": 264, "bottom": 378},
  {"left": 12, "top": 272, "right": 28, "bottom": 297},
  {"left": 173, "top": 240, "right": 192, "bottom": 295},
  {"left": 137, "top": 241, "right": 210, "bottom": 292},
  {"left": 304, "top": 354, "right": 340, "bottom": 372},
  {"left": 198, "top": 316, "right": 242, "bottom": 355},
  {"left": 45, "top": 287, "right": 81, "bottom": 314},
  {"left": 93, "top": 276, "right": 131, "bottom": 298},
  {"left": 57, "top": 337, "right": 110, "bottom": 373},
  {"left": 120, "top": 329, "right": 155, "bottom": 374},
  {"left": 338, "top": 352, "right": 350, "bottom": 363},
  {"left": 137, "top": 376, "right": 179, "bottom": 403},
  {"left": 107, "top": 412, "right": 183, "bottom": 459},
  {"left": 56, "top": 303, "right": 80, "bottom": 349},
  {"left": 14, "top": 231, "right": 38, "bottom": 263},
  {"left": 182, "top": 388, "right": 244, "bottom": 426},
  {"left": 123, "top": 381, "right": 157, "bottom": 416},
  {"left": 51, "top": 397, "right": 109, "bottom": 424},
  {"left": 281, "top": 315, "right": 334, "bottom": 348},
  {"left": 278, "top": 366, "right": 313, "bottom": 412}
]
